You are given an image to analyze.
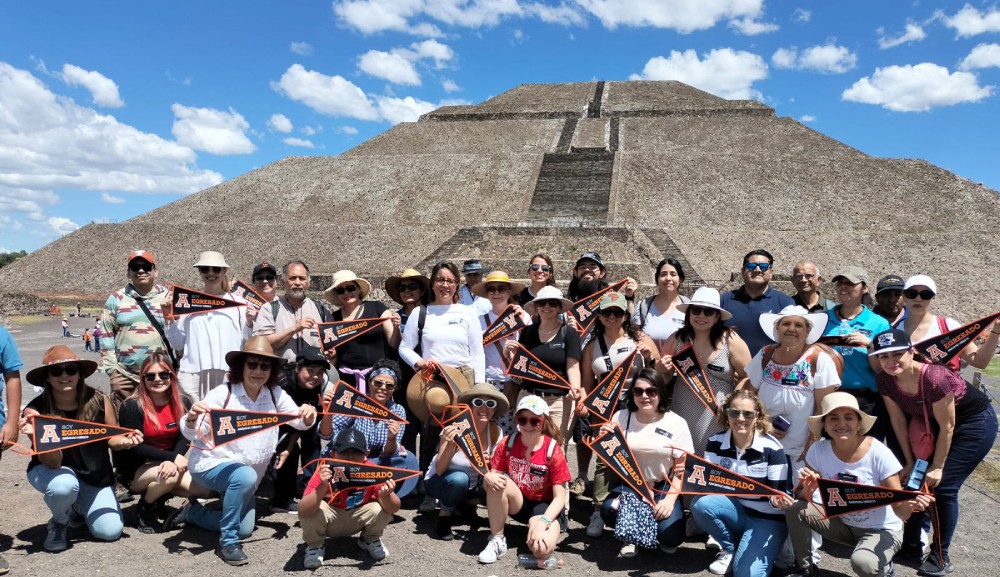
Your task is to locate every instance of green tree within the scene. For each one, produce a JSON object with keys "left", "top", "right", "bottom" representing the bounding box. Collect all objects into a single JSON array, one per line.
[{"left": 0, "top": 251, "right": 27, "bottom": 269}]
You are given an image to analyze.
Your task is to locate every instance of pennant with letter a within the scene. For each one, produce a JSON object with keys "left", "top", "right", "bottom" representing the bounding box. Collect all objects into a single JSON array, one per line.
[
  {"left": 231, "top": 280, "right": 267, "bottom": 313},
  {"left": 681, "top": 451, "right": 785, "bottom": 498},
  {"left": 817, "top": 477, "right": 923, "bottom": 520},
  {"left": 483, "top": 305, "right": 527, "bottom": 346},
  {"left": 317, "top": 318, "right": 385, "bottom": 352},
  {"left": 671, "top": 346, "right": 718, "bottom": 415},
  {"left": 321, "top": 380, "right": 407, "bottom": 424},
  {"left": 580, "top": 349, "right": 637, "bottom": 423},
  {"left": 14, "top": 415, "right": 137, "bottom": 456},
  {"left": 913, "top": 311, "right": 1000, "bottom": 368},
  {"left": 431, "top": 406, "right": 489, "bottom": 475},
  {"left": 302, "top": 457, "right": 421, "bottom": 503},
  {"left": 198, "top": 409, "right": 300, "bottom": 449},
  {"left": 504, "top": 344, "right": 571, "bottom": 389},
  {"left": 586, "top": 425, "right": 655, "bottom": 506},
  {"left": 568, "top": 278, "right": 629, "bottom": 335},
  {"left": 170, "top": 284, "right": 244, "bottom": 316}
]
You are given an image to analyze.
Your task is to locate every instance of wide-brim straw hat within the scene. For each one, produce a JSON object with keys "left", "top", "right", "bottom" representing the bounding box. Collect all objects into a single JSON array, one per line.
[
  {"left": 385, "top": 269, "right": 431, "bottom": 305},
  {"left": 192, "top": 251, "right": 230, "bottom": 269},
  {"left": 224, "top": 336, "right": 287, "bottom": 369},
  {"left": 677, "top": 286, "right": 733, "bottom": 321},
  {"left": 807, "top": 392, "right": 877, "bottom": 438},
  {"left": 406, "top": 364, "right": 471, "bottom": 423},
  {"left": 26, "top": 345, "right": 99, "bottom": 387},
  {"left": 523, "top": 285, "right": 574, "bottom": 315},
  {"left": 324, "top": 270, "right": 373, "bottom": 302},
  {"left": 457, "top": 382, "right": 510, "bottom": 415},
  {"left": 759, "top": 305, "right": 828, "bottom": 345},
  {"left": 471, "top": 270, "right": 525, "bottom": 299}
]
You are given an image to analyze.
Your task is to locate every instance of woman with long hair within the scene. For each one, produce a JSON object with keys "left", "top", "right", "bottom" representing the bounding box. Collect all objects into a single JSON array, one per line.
[
  {"left": 478, "top": 395, "right": 571, "bottom": 566},
  {"left": 633, "top": 258, "right": 689, "bottom": 340},
  {"left": 21, "top": 346, "right": 142, "bottom": 551},
  {"left": 516, "top": 253, "right": 556, "bottom": 306},
  {"left": 874, "top": 329, "right": 996, "bottom": 576},
  {"left": 384, "top": 268, "right": 431, "bottom": 453},
  {"left": 115, "top": 352, "right": 197, "bottom": 533}
]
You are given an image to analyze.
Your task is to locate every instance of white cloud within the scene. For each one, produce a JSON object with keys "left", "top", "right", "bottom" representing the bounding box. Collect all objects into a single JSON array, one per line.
[
  {"left": 101, "top": 192, "right": 125, "bottom": 204},
  {"left": 842, "top": 63, "right": 993, "bottom": 112},
  {"left": 442, "top": 78, "right": 461, "bottom": 92},
  {"left": 729, "top": 17, "right": 778, "bottom": 35},
  {"left": 374, "top": 95, "right": 437, "bottom": 124},
  {"left": 630, "top": 48, "right": 768, "bottom": 100},
  {"left": 575, "top": 0, "right": 767, "bottom": 33},
  {"left": 60, "top": 64, "right": 124, "bottom": 108},
  {"left": 301, "top": 126, "right": 317, "bottom": 135},
  {"left": 282, "top": 137, "right": 315, "bottom": 148},
  {"left": 358, "top": 50, "right": 422, "bottom": 85},
  {"left": 338, "top": 126, "right": 359, "bottom": 135},
  {"left": 524, "top": 3, "right": 587, "bottom": 26},
  {"left": 940, "top": 4, "right": 1000, "bottom": 38},
  {"left": 408, "top": 39, "right": 454, "bottom": 68},
  {"left": 771, "top": 43, "right": 857, "bottom": 73},
  {"left": 792, "top": 8, "right": 811, "bottom": 23},
  {"left": 47, "top": 216, "right": 79, "bottom": 237},
  {"left": 267, "top": 113, "right": 293, "bottom": 133},
  {"left": 960, "top": 43, "right": 1000, "bottom": 70},
  {"left": 290, "top": 41, "right": 314, "bottom": 55},
  {"left": 273, "top": 64, "right": 379, "bottom": 120},
  {"left": 170, "top": 104, "right": 256, "bottom": 155},
  {"left": 333, "top": 0, "right": 440, "bottom": 35},
  {"left": 799, "top": 114, "right": 816, "bottom": 122},
  {"left": 878, "top": 22, "right": 927, "bottom": 49}
]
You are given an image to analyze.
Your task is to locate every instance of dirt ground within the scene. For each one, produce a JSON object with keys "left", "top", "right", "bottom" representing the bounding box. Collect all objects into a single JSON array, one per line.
[{"left": 2, "top": 317, "right": 999, "bottom": 576}]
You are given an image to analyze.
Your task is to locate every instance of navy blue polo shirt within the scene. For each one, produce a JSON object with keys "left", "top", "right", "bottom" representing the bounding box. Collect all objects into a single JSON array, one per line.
[{"left": 720, "top": 286, "right": 795, "bottom": 356}]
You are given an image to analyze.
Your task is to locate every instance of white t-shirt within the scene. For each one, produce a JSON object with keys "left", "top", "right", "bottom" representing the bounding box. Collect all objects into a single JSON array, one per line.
[
  {"left": 479, "top": 309, "right": 532, "bottom": 382},
  {"left": 631, "top": 299, "right": 686, "bottom": 342},
  {"left": 806, "top": 438, "right": 903, "bottom": 531},
  {"left": 613, "top": 409, "right": 694, "bottom": 484},
  {"left": 399, "top": 304, "right": 486, "bottom": 382},
  {"left": 165, "top": 291, "right": 249, "bottom": 373}
]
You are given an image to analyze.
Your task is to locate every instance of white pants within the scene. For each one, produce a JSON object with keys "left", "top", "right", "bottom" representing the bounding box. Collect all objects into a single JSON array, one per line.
[{"left": 177, "top": 369, "right": 228, "bottom": 402}]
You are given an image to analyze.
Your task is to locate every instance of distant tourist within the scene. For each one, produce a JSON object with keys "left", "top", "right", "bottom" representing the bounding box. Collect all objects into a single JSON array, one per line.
[
  {"left": 61, "top": 317, "right": 69, "bottom": 338},
  {"left": 870, "top": 275, "right": 905, "bottom": 324},
  {"left": 92, "top": 322, "right": 101, "bottom": 353},
  {"left": 720, "top": 249, "right": 795, "bottom": 356},
  {"left": 0, "top": 325, "right": 23, "bottom": 573},
  {"left": 790, "top": 260, "right": 834, "bottom": 312},
  {"left": 82, "top": 329, "right": 93, "bottom": 352}
]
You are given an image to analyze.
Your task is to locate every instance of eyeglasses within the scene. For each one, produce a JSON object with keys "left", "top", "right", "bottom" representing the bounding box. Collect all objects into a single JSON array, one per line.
[
  {"left": 486, "top": 285, "right": 509, "bottom": 294},
  {"left": 792, "top": 273, "right": 816, "bottom": 281},
  {"left": 144, "top": 371, "right": 172, "bottom": 382},
  {"left": 536, "top": 299, "right": 562, "bottom": 309},
  {"left": 903, "top": 289, "right": 935, "bottom": 300},
  {"left": 370, "top": 379, "right": 396, "bottom": 390},
  {"left": 398, "top": 282, "right": 421, "bottom": 292},
  {"left": 254, "top": 275, "right": 276, "bottom": 283},
  {"left": 600, "top": 309, "right": 626, "bottom": 319},
  {"left": 725, "top": 408, "right": 756, "bottom": 420},
  {"left": 433, "top": 278, "right": 458, "bottom": 286},
  {"left": 688, "top": 306, "right": 718, "bottom": 317},
  {"left": 334, "top": 284, "right": 359, "bottom": 295},
  {"left": 198, "top": 266, "right": 223, "bottom": 274},
  {"left": 48, "top": 364, "right": 79, "bottom": 377},
  {"left": 516, "top": 416, "right": 541, "bottom": 427},
  {"left": 245, "top": 360, "right": 272, "bottom": 371},
  {"left": 471, "top": 398, "right": 498, "bottom": 408},
  {"left": 745, "top": 262, "right": 771, "bottom": 272},
  {"left": 529, "top": 263, "right": 552, "bottom": 272},
  {"left": 632, "top": 387, "right": 659, "bottom": 398},
  {"left": 128, "top": 262, "right": 154, "bottom": 273}
]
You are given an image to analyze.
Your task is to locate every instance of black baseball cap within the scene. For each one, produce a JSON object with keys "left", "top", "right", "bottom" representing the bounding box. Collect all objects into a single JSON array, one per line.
[
  {"left": 252, "top": 262, "right": 277, "bottom": 278},
  {"left": 876, "top": 275, "right": 904, "bottom": 294},
  {"left": 296, "top": 347, "right": 330, "bottom": 369},
  {"left": 575, "top": 252, "right": 605, "bottom": 269},
  {"left": 869, "top": 329, "right": 912, "bottom": 356},
  {"left": 333, "top": 428, "right": 368, "bottom": 454}
]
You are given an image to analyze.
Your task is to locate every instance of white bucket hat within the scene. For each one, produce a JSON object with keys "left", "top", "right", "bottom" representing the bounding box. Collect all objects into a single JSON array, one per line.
[
  {"left": 676, "top": 287, "right": 733, "bottom": 321},
  {"left": 759, "top": 305, "right": 828, "bottom": 345},
  {"left": 192, "top": 251, "right": 230, "bottom": 269},
  {"left": 523, "top": 285, "right": 573, "bottom": 315},
  {"left": 324, "top": 270, "right": 372, "bottom": 301}
]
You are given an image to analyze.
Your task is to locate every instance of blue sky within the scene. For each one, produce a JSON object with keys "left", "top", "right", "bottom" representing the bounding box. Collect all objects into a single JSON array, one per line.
[{"left": 2, "top": 1, "right": 999, "bottom": 252}]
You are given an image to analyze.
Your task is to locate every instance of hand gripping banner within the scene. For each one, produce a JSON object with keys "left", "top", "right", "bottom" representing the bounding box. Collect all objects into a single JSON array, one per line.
[
  {"left": 8, "top": 415, "right": 137, "bottom": 456},
  {"left": 586, "top": 425, "right": 655, "bottom": 506},
  {"left": 321, "top": 380, "right": 407, "bottom": 424},
  {"left": 680, "top": 451, "right": 785, "bottom": 498},
  {"left": 169, "top": 284, "right": 245, "bottom": 317},
  {"left": 483, "top": 305, "right": 527, "bottom": 346},
  {"left": 913, "top": 312, "right": 1000, "bottom": 368},
  {"left": 671, "top": 346, "right": 719, "bottom": 415},
  {"left": 580, "top": 349, "right": 637, "bottom": 424},
  {"left": 196, "top": 409, "right": 300, "bottom": 449},
  {"left": 504, "top": 344, "right": 571, "bottom": 389},
  {"left": 568, "top": 278, "right": 629, "bottom": 335},
  {"left": 431, "top": 405, "right": 489, "bottom": 475},
  {"left": 302, "top": 457, "right": 421, "bottom": 503},
  {"left": 317, "top": 318, "right": 386, "bottom": 352},
  {"left": 817, "top": 477, "right": 925, "bottom": 520},
  {"left": 231, "top": 280, "right": 267, "bottom": 313}
]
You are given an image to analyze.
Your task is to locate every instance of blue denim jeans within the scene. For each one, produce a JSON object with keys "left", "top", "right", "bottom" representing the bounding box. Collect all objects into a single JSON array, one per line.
[
  {"left": 379, "top": 451, "right": 420, "bottom": 498},
  {"left": 425, "top": 470, "right": 472, "bottom": 513},
  {"left": 27, "top": 465, "right": 123, "bottom": 541},
  {"left": 691, "top": 495, "right": 787, "bottom": 577},
  {"left": 189, "top": 462, "right": 258, "bottom": 547},
  {"left": 600, "top": 483, "right": 686, "bottom": 548}
]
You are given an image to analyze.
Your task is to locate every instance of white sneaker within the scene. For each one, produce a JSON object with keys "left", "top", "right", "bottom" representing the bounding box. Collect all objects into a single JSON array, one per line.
[
  {"left": 706, "top": 534, "right": 722, "bottom": 551},
  {"left": 419, "top": 495, "right": 439, "bottom": 513},
  {"left": 586, "top": 511, "right": 605, "bottom": 538},
  {"left": 478, "top": 534, "right": 507, "bottom": 564},
  {"left": 709, "top": 551, "right": 733, "bottom": 575},
  {"left": 619, "top": 543, "right": 638, "bottom": 558},
  {"left": 357, "top": 538, "right": 388, "bottom": 561},
  {"left": 303, "top": 546, "right": 325, "bottom": 569}
]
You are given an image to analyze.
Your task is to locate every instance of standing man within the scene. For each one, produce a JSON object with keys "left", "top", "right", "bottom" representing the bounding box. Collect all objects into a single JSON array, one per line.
[
  {"left": 790, "top": 260, "right": 834, "bottom": 312},
  {"left": 100, "top": 250, "right": 171, "bottom": 408},
  {"left": 720, "top": 249, "right": 795, "bottom": 356},
  {"left": 61, "top": 317, "right": 69, "bottom": 338},
  {"left": 0, "top": 326, "right": 23, "bottom": 575},
  {"left": 458, "top": 259, "right": 491, "bottom": 314},
  {"left": 252, "top": 260, "right": 329, "bottom": 366},
  {"left": 871, "top": 274, "right": 905, "bottom": 324}
]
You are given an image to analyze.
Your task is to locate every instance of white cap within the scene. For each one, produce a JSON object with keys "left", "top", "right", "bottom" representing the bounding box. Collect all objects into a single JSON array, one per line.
[{"left": 903, "top": 274, "right": 937, "bottom": 294}]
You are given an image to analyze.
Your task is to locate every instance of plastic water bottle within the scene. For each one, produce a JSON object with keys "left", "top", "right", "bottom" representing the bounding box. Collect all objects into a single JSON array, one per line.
[
  {"left": 518, "top": 554, "right": 564, "bottom": 569},
  {"left": 839, "top": 319, "right": 854, "bottom": 356}
]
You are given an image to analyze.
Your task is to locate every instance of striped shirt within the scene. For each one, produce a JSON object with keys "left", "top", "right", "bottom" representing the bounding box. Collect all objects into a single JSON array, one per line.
[{"left": 703, "top": 430, "right": 790, "bottom": 518}]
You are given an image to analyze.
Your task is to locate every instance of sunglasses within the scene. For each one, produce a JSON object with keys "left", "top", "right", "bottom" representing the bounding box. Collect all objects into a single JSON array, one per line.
[
  {"left": 632, "top": 387, "right": 659, "bottom": 398},
  {"left": 903, "top": 289, "right": 935, "bottom": 300},
  {"left": 471, "top": 398, "right": 498, "bottom": 409},
  {"left": 128, "top": 262, "right": 154, "bottom": 273},
  {"left": 792, "top": 273, "right": 816, "bottom": 281},
  {"left": 48, "top": 364, "right": 79, "bottom": 377},
  {"left": 725, "top": 408, "right": 756, "bottom": 420},
  {"left": 745, "top": 262, "right": 771, "bottom": 272},
  {"left": 536, "top": 299, "right": 562, "bottom": 309},
  {"left": 144, "top": 371, "right": 172, "bottom": 382},
  {"left": 600, "top": 309, "right": 626, "bottom": 319},
  {"left": 516, "top": 416, "right": 542, "bottom": 427},
  {"left": 398, "top": 282, "right": 421, "bottom": 292},
  {"left": 334, "top": 284, "right": 358, "bottom": 295},
  {"left": 689, "top": 305, "right": 719, "bottom": 317},
  {"left": 254, "top": 275, "right": 276, "bottom": 283},
  {"left": 245, "top": 360, "right": 272, "bottom": 371},
  {"left": 486, "top": 285, "right": 509, "bottom": 294},
  {"left": 198, "top": 266, "right": 223, "bottom": 274},
  {"left": 370, "top": 379, "right": 396, "bottom": 390},
  {"left": 529, "top": 263, "right": 552, "bottom": 272}
]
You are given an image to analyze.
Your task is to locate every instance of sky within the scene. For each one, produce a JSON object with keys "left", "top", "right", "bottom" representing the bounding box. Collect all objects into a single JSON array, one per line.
[{"left": 2, "top": 1, "right": 999, "bottom": 253}]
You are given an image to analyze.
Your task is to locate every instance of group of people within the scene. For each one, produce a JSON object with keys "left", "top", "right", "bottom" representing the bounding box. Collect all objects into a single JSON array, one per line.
[{"left": 0, "top": 247, "right": 995, "bottom": 577}]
